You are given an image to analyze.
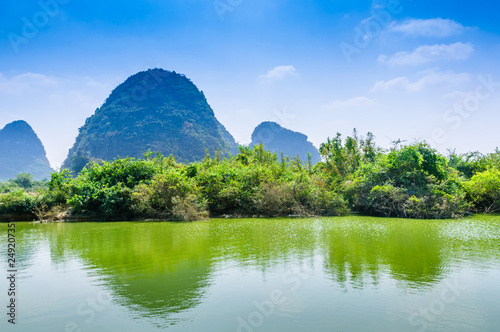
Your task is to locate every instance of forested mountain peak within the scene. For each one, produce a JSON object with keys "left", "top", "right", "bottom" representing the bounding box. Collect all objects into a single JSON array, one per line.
[{"left": 63, "top": 68, "right": 238, "bottom": 173}]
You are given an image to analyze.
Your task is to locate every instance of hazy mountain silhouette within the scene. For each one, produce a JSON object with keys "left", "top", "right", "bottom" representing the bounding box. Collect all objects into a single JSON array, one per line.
[
  {"left": 250, "top": 121, "right": 321, "bottom": 164},
  {"left": 0, "top": 120, "right": 53, "bottom": 181}
]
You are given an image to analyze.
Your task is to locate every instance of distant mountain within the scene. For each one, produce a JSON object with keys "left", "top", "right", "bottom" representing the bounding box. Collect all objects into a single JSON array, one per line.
[
  {"left": 250, "top": 121, "right": 321, "bottom": 164},
  {"left": 0, "top": 120, "right": 53, "bottom": 181},
  {"left": 62, "top": 69, "right": 239, "bottom": 173}
]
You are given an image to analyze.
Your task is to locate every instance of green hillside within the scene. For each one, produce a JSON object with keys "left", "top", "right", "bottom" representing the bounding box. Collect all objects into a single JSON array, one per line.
[{"left": 63, "top": 69, "right": 238, "bottom": 173}]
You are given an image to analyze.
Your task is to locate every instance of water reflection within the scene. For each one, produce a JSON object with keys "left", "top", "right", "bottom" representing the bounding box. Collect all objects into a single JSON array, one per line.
[
  {"left": 44, "top": 222, "right": 214, "bottom": 327},
  {"left": 0, "top": 223, "right": 43, "bottom": 276},
  {"left": 321, "top": 219, "right": 447, "bottom": 290},
  {"left": 2, "top": 215, "right": 499, "bottom": 330}
]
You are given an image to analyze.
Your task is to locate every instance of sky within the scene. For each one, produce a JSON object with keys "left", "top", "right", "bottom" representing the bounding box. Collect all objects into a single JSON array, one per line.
[{"left": 1, "top": 0, "right": 500, "bottom": 168}]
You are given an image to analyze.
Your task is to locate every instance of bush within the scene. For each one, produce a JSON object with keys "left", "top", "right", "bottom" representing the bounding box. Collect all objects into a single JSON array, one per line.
[
  {"left": 308, "top": 187, "right": 349, "bottom": 216},
  {"left": 447, "top": 151, "right": 487, "bottom": 178},
  {"left": 132, "top": 170, "right": 207, "bottom": 221},
  {"left": 347, "top": 142, "right": 469, "bottom": 219},
  {"left": 386, "top": 143, "right": 447, "bottom": 187},
  {"left": 81, "top": 158, "right": 156, "bottom": 188},
  {"left": 68, "top": 182, "right": 134, "bottom": 218},
  {"left": 255, "top": 182, "right": 298, "bottom": 216},
  {"left": 5, "top": 139, "right": 494, "bottom": 221},
  {"left": 465, "top": 168, "right": 500, "bottom": 213},
  {"left": 0, "top": 182, "right": 20, "bottom": 194},
  {"left": 195, "top": 162, "right": 269, "bottom": 215},
  {"left": 171, "top": 195, "right": 208, "bottom": 221},
  {"left": 359, "top": 183, "right": 468, "bottom": 219},
  {"left": 0, "top": 191, "right": 37, "bottom": 217}
]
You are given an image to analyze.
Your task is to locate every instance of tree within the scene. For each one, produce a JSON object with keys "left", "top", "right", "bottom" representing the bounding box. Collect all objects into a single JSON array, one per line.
[
  {"left": 10, "top": 173, "right": 34, "bottom": 189},
  {"left": 320, "top": 133, "right": 347, "bottom": 177},
  {"left": 386, "top": 143, "right": 447, "bottom": 187},
  {"left": 361, "top": 132, "right": 376, "bottom": 163},
  {"left": 447, "top": 150, "right": 486, "bottom": 178}
]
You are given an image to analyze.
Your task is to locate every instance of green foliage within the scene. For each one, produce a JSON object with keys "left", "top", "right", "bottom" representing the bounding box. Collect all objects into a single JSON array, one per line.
[
  {"left": 0, "top": 181, "right": 21, "bottom": 194},
  {"left": 465, "top": 168, "right": 500, "bottom": 213},
  {"left": 386, "top": 143, "right": 447, "bottom": 187},
  {"left": 1, "top": 144, "right": 350, "bottom": 221},
  {"left": 10, "top": 173, "right": 34, "bottom": 189},
  {"left": 447, "top": 149, "right": 500, "bottom": 179},
  {"left": 0, "top": 191, "right": 37, "bottom": 216},
  {"left": 132, "top": 169, "right": 207, "bottom": 221},
  {"left": 2, "top": 132, "right": 499, "bottom": 221},
  {"left": 0, "top": 173, "right": 49, "bottom": 194},
  {"left": 66, "top": 158, "right": 157, "bottom": 218},
  {"left": 79, "top": 158, "right": 157, "bottom": 188},
  {"left": 486, "top": 148, "right": 500, "bottom": 169},
  {"left": 348, "top": 141, "right": 469, "bottom": 219},
  {"left": 68, "top": 182, "right": 133, "bottom": 218},
  {"left": 320, "top": 129, "right": 379, "bottom": 182},
  {"left": 447, "top": 150, "right": 487, "bottom": 178},
  {"left": 361, "top": 182, "right": 468, "bottom": 219},
  {"left": 47, "top": 170, "right": 73, "bottom": 205},
  {"left": 194, "top": 145, "right": 347, "bottom": 217}
]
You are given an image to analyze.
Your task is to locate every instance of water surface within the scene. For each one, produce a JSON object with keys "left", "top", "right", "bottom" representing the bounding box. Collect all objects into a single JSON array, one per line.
[{"left": 1, "top": 215, "right": 500, "bottom": 331}]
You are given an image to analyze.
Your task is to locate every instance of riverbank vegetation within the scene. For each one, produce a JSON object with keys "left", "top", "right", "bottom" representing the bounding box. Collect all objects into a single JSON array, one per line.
[{"left": 1, "top": 131, "right": 499, "bottom": 221}]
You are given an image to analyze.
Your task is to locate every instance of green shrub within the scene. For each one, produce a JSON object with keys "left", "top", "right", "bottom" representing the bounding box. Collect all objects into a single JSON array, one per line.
[
  {"left": 465, "top": 168, "right": 500, "bottom": 213},
  {"left": 308, "top": 187, "right": 349, "bottom": 216},
  {"left": 68, "top": 182, "right": 133, "bottom": 218},
  {"left": 81, "top": 158, "right": 156, "bottom": 188},
  {"left": 132, "top": 170, "right": 207, "bottom": 220},
  {"left": 255, "top": 182, "right": 298, "bottom": 216},
  {"left": 0, "top": 191, "right": 37, "bottom": 216},
  {"left": 4, "top": 139, "right": 493, "bottom": 221},
  {"left": 386, "top": 143, "right": 447, "bottom": 187}
]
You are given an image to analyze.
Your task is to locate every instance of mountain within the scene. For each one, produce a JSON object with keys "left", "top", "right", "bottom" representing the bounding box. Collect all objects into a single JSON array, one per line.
[
  {"left": 0, "top": 120, "right": 53, "bottom": 181},
  {"left": 250, "top": 121, "right": 321, "bottom": 164},
  {"left": 62, "top": 69, "right": 239, "bottom": 172}
]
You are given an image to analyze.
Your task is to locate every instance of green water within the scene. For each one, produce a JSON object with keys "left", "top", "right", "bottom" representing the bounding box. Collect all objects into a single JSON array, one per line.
[{"left": 1, "top": 215, "right": 500, "bottom": 331}]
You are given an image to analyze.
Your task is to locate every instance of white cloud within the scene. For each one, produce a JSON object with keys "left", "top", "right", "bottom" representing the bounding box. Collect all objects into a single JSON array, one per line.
[
  {"left": 389, "top": 18, "right": 466, "bottom": 37},
  {"left": 379, "top": 42, "right": 474, "bottom": 66},
  {"left": 323, "top": 96, "right": 377, "bottom": 110},
  {"left": 371, "top": 70, "right": 471, "bottom": 93},
  {"left": 0, "top": 72, "right": 58, "bottom": 94},
  {"left": 260, "top": 65, "right": 297, "bottom": 82}
]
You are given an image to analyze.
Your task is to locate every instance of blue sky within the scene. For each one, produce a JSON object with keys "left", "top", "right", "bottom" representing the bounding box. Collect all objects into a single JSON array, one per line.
[{"left": 1, "top": 0, "right": 500, "bottom": 167}]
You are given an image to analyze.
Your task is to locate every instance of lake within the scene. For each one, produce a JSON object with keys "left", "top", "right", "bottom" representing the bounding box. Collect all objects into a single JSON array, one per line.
[{"left": 1, "top": 215, "right": 500, "bottom": 331}]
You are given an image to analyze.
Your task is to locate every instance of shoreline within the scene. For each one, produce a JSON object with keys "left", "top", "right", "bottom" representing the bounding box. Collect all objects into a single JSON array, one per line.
[{"left": 2, "top": 212, "right": 494, "bottom": 224}]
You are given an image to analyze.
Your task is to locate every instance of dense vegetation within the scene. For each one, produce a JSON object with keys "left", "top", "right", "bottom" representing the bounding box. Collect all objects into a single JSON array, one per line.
[
  {"left": 0, "top": 173, "right": 48, "bottom": 193},
  {"left": 318, "top": 130, "right": 499, "bottom": 218},
  {"left": 1, "top": 145, "right": 347, "bottom": 221},
  {"left": 1, "top": 131, "right": 499, "bottom": 222},
  {"left": 62, "top": 69, "right": 238, "bottom": 173}
]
